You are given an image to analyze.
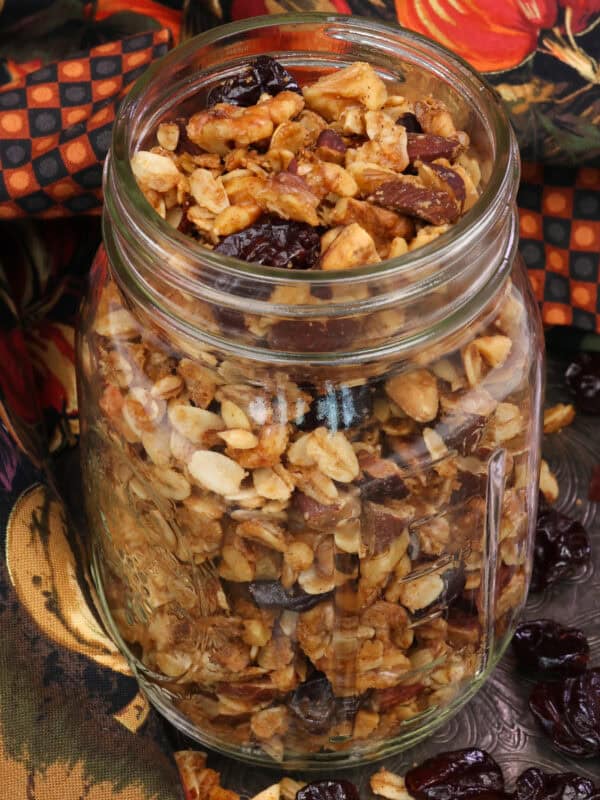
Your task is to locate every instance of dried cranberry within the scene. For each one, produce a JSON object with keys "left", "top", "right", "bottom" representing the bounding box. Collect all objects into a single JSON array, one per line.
[
  {"left": 297, "top": 781, "right": 359, "bottom": 800},
  {"left": 531, "top": 507, "right": 591, "bottom": 592},
  {"left": 214, "top": 216, "right": 321, "bottom": 270},
  {"left": 512, "top": 620, "right": 590, "bottom": 677},
  {"left": 248, "top": 580, "right": 332, "bottom": 611},
  {"left": 405, "top": 748, "right": 505, "bottom": 800},
  {"left": 397, "top": 112, "right": 423, "bottom": 133},
  {"left": 288, "top": 671, "right": 335, "bottom": 733},
  {"left": 297, "top": 384, "right": 374, "bottom": 431},
  {"left": 207, "top": 55, "right": 300, "bottom": 107},
  {"left": 514, "top": 767, "right": 596, "bottom": 800},
  {"left": 529, "top": 668, "right": 600, "bottom": 758},
  {"left": 589, "top": 464, "right": 600, "bottom": 502},
  {"left": 565, "top": 353, "right": 600, "bottom": 415}
]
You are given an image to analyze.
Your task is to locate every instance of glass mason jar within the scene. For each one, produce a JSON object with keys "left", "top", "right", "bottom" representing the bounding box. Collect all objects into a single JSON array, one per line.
[{"left": 77, "top": 14, "right": 544, "bottom": 769}]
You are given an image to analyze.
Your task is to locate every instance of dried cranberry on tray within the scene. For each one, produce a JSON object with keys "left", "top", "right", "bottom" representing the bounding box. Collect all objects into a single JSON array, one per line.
[
  {"left": 404, "top": 748, "right": 506, "bottom": 799},
  {"left": 565, "top": 353, "right": 600, "bottom": 415},
  {"left": 529, "top": 668, "right": 600, "bottom": 758},
  {"left": 297, "top": 781, "right": 360, "bottom": 800},
  {"left": 530, "top": 506, "right": 591, "bottom": 592},
  {"left": 512, "top": 620, "right": 590, "bottom": 678},
  {"left": 514, "top": 767, "right": 597, "bottom": 800}
]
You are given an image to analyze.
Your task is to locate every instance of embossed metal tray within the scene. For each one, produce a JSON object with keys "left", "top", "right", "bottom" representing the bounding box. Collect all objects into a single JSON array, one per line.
[{"left": 206, "top": 353, "right": 600, "bottom": 791}]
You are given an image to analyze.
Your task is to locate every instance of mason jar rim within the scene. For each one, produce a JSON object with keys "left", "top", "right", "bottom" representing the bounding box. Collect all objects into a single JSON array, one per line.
[{"left": 107, "top": 13, "right": 518, "bottom": 292}]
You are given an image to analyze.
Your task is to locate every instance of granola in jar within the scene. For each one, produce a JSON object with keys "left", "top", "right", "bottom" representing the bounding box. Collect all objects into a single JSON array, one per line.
[{"left": 79, "top": 17, "right": 543, "bottom": 768}]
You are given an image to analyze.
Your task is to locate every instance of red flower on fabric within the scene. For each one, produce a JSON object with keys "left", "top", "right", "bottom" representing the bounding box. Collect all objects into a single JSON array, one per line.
[{"left": 395, "top": 0, "right": 600, "bottom": 72}]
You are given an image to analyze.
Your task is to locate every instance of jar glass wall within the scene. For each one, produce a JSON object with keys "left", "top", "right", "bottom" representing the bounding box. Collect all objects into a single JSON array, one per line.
[{"left": 77, "top": 14, "right": 544, "bottom": 769}]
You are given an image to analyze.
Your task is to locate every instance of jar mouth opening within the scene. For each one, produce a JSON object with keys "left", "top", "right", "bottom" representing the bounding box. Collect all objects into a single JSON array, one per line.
[{"left": 108, "top": 13, "right": 518, "bottom": 290}]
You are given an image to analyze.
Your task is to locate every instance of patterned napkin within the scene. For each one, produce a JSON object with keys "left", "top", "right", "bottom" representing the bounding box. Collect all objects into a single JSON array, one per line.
[{"left": 0, "top": 1, "right": 598, "bottom": 798}]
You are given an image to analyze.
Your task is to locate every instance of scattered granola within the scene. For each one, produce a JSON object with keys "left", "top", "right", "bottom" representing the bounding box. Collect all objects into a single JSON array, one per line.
[{"left": 543, "top": 403, "right": 575, "bottom": 434}]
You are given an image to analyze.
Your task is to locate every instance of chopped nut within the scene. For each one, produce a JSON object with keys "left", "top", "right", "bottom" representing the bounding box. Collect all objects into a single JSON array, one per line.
[
  {"left": 298, "top": 161, "right": 358, "bottom": 200},
  {"left": 270, "top": 121, "right": 310, "bottom": 153},
  {"left": 250, "top": 784, "right": 281, "bottom": 800},
  {"left": 539, "top": 458, "right": 559, "bottom": 503},
  {"left": 279, "top": 779, "right": 306, "bottom": 800},
  {"left": 417, "top": 161, "right": 466, "bottom": 210},
  {"left": 398, "top": 572, "right": 444, "bottom": 613},
  {"left": 543, "top": 403, "right": 575, "bottom": 434},
  {"left": 406, "top": 133, "right": 461, "bottom": 162},
  {"left": 493, "top": 402, "right": 523, "bottom": 443},
  {"left": 186, "top": 92, "right": 304, "bottom": 155},
  {"left": 473, "top": 335, "right": 512, "bottom": 368},
  {"left": 303, "top": 62, "right": 387, "bottom": 121},
  {"left": 315, "top": 129, "right": 347, "bottom": 163},
  {"left": 415, "top": 98, "right": 457, "bottom": 138},
  {"left": 320, "top": 223, "right": 380, "bottom": 270},
  {"left": 370, "top": 768, "right": 413, "bottom": 800},
  {"left": 329, "top": 198, "right": 414, "bottom": 252},
  {"left": 371, "top": 179, "right": 458, "bottom": 225},
  {"left": 255, "top": 172, "right": 320, "bottom": 226},
  {"left": 386, "top": 369, "right": 439, "bottom": 423}
]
